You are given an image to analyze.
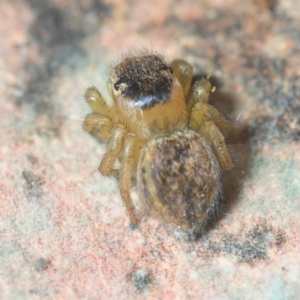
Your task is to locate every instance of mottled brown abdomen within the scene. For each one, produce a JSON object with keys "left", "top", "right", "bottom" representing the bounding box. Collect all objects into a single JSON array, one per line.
[{"left": 137, "top": 130, "right": 221, "bottom": 240}]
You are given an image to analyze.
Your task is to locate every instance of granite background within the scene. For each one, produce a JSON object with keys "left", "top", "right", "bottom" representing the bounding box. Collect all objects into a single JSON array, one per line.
[{"left": 1, "top": 0, "right": 300, "bottom": 299}]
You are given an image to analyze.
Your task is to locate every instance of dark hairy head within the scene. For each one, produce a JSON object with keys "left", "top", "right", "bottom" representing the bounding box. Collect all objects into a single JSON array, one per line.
[{"left": 111, "top": 54, "right": 174, "bottom": 109}]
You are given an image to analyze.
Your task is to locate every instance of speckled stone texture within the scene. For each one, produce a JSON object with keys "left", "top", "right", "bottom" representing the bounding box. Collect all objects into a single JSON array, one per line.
[{"left": 1, "top": 0, "right": 299, "bottom": 299}]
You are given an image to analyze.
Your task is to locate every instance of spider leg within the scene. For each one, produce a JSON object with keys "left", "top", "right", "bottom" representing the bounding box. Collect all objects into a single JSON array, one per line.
[
  {"left": 197, "top": 120, "right": 233, "bottom": 171},
  {"left": 119, "top": 133, "right": 141, "bottom": 229},
  {"left": 188, "top": 78, "right": 233, "bottom": 171},
  {"left": 187, "top": 78, "right": 215, "bottom": 117},
  {"left": 170, "top": 59, "right": 193, "bottom": 97},
  {"left": 84, "top": 86, "right": 115, "bottom": 117},
  {"left": 190, "top": 102, "right": 232, "bottom": 137},
  {"left": 83, "top": 113, "right": 113, "bottom": 141},
  {"left": 99, "top": 124, "right": 127, "bottom": 177},
  {"left": 82, "top": 87, "right": 115, "bottom": 141}
]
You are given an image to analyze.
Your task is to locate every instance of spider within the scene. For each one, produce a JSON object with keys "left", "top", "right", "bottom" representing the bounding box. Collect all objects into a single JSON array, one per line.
[{"left": 83, "top": 53, "right": 233, "bottom": 239}]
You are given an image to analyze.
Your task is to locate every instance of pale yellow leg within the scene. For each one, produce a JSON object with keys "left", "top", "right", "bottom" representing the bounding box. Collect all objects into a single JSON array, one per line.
[
  {"left": 198, "top": 121, "right": 233, "bottom": 171},
  {"left": 187, "top": 78, "right": 214, "bottom": 115},
  {"left": 170, "top": 59, "right": 193, "bottom": 97},
  {"left": 84, "top": 86, "right": 114, "bottom": 118},
  {"left": 82, "top": 113, "right": 113, "bottom": 141},
  {"left": 119, "top": 133, "right": 141, "bottom": 229},
  {"left": 83, "top": 86, "right": 116, "bottom": 141},
  {"left": 99, "top": 124, "right": 127, "bottom": 177},
  {"left": 190, "top": 102, "right": 232, "bottom": 137}
]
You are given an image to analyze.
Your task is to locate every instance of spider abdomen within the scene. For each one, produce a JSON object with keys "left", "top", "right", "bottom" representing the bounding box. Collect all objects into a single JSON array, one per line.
[{"left": 137, "top": 130, "right": 221, "bottom": 240}]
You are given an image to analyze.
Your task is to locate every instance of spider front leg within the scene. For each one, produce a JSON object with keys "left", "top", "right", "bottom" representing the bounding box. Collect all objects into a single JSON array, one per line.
[
  {"left": 189, "top": 79, "right": 233, "bottom": 171},
  {"left": 119, "top": 133, "right": 142, "bottom": 229},
  {"left": 198, "top": 121, "right": 233, "bottom": 171},
  {"left": 82, "top": 87, "right": 115, "bottom": 141},
  {"left": 189, "top": 100, "right": 232, "bottom": 138},
  {"left": 190, "top": 104, "right": 233, "bottom": 171},
  {"left": 171, "top": 59, "right": 193, "bottom": 97},
  {"left": 187, "top": 78, "right": 212, "bottom": 120},
  {"left": 99, "top": 124, "right": 127, "bottom": 177}
]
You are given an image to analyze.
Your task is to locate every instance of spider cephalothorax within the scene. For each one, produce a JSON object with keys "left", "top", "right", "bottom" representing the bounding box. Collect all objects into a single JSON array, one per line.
[
  {"left": 111, "top": 54, "right": 173, "bottom": 109},
  {"left": 83, "top": 53, "right": 233, "bottom": 240}
]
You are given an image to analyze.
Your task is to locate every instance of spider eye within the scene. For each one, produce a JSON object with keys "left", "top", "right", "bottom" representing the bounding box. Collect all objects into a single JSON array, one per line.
[{"left": 114, "top": 80, "right": 121, "bottom": 91}]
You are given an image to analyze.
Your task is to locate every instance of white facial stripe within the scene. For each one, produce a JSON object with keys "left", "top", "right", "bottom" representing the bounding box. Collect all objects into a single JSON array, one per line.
[{"left": 133, "top": 95, "right": 157, "bottom": 108}]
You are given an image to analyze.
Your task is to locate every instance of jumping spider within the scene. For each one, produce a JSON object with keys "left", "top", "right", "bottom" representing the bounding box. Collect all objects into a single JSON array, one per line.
[{"left": 83, "top": 53, "right": 233, "bottom": 240}]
